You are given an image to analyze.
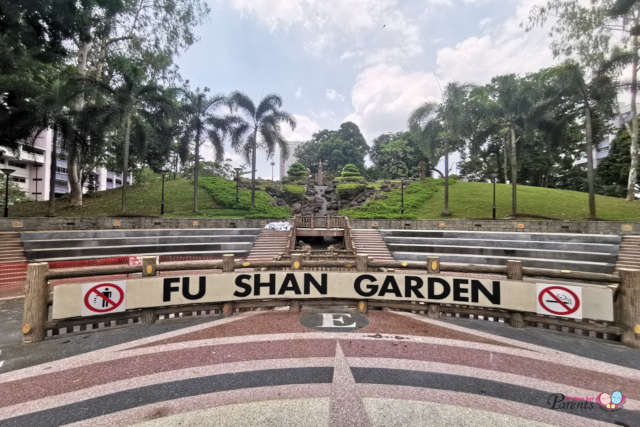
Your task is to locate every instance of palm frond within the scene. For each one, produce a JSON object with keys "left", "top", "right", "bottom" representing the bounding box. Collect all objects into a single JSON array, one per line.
[
  {"left": 408, "top": 102, "right": 438, "bottom": 130},
  {"left": 256, "top": 94, "right": 283, "bottom": 120},
  {"left": 207, "top": 129, "right": 225, "bottom": 163},
  {"left": 229, "top": 91, "right": 256, "bottom": 118}
]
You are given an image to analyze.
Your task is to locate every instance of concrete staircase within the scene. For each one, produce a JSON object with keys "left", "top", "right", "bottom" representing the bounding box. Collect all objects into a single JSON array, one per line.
[
  {"left": 0, "top": 232, "right": 27, "bottom": 297},
  {"left": 352, "top": 229, "right": 394, "bottom": 262},
  {"left": 615, "top": 235, "right": 640, "bottom": 270},
  {"left": 382, "top": 230, "right": 621, "bottom": 274},
  {"left": 245, "top": 230, "right": 290, "bottom": 262},
  {"left": 21, "top": 229, "right": 261, "bottom": 262}
]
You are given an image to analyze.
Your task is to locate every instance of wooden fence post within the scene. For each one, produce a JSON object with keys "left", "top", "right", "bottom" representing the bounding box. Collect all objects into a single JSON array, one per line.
[
  {"left": 506, "top": 260, "right": 523, "bottom": 281},
  {"left": 22, "top": 262, "right": 49, "bottom": 344},
  {"left": 356, "top": 254, "right": 369, "bottom": 272},
  {"left": 617, "top": 269, "right": 640, "bottom": 348},
  {"left": 223, "top": 254, "right": 235, "bottom": 272},
  {"left": 291, "top": 253, "right": 303, "bottom": 270},
  {"left": 427, "top": 257, "right": 440, "bottom": 274},
  {"left": 142, "top": 256, "right": 158, "bottom": 277}
]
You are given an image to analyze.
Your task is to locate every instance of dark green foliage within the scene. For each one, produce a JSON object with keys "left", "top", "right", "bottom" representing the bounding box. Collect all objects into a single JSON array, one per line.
[
  {"left": 369, "top": 132, "right": 422, "bottom": 179},
  {"left": 287, "top": 162, "right": 308, "bottom": 182},
  {"left": 597, "top": 129, "right": 639, "bottom": 197},
  {"left": 336, "top": 183, "right": 367, "bottom": 200},
  {"left": 336, "top": 163, "right": 364, "bottom": 183},
  {"left": 294, "top": 122, "right": 368, "bottom": 173}
]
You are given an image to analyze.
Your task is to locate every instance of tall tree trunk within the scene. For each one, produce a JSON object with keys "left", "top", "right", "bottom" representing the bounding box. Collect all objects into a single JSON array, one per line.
[
  {"left": 510, "top": 127, "right": 518, "bottom": 217},
  {"left": 584, "top": 104, "right": 596, "bottom": 219},
  {"left": 503, "top": 136, "right": 509, "bottom": 184},
  {"left": 47, "top": 124, "right": 57, "bottom": 216},
  {"left": 121, "top": 113, "right": 131, "bottom": 214},
  {"left": 627, "top": 31, "right": 639, "bottom": 201},
  {"left": 193, "top": 124, "right": 201, "bottom": 213},
  {"left": 442, "top": 148, "right": 451, "bottom": 217},
  {"left": 251, "top": 126, "right": 258, "bottom": 208},
  {"left": 68, "top": 40, "right": 92, "bottom": 208}
]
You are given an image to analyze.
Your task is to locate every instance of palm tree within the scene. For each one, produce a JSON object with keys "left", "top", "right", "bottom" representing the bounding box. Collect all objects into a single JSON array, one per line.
[
  {"left": 227, "top": 92, "right": 296, "bottom": 207},
  {"left": 179, "top": 88, "right": 233, "bottom": 212},
  {"left": 410, "top": 82, "right": 472, "bottom": 217}
]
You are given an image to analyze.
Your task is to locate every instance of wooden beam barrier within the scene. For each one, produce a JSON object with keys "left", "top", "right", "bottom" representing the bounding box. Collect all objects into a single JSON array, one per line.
[
  {"left": 142, "top": 256, "right": 158, "bottom": 277},
  {"left": 222, "top": 254, "right": 235, "bottom": 272},
  {"left": 617, "top": 268, "right": 640, "bottom": 348},
  {"left": 46, "top": 264, "right": 140, "bottom": 280},
  {"left": 506, "top": 260, "right": 523, "bottom": 280},
  {"left": 357, "top": 254, "right": 369, "bottom": 272},
  {"left": 22, "top": 262, "right": 49, "bottom": 344}
]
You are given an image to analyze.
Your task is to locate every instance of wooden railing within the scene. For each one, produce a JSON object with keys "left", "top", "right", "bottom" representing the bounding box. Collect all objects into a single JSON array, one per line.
[
  {"left": 294, "top": 215, "right": 347, "bottom": 229},
  {"left": 21, "top": 254, "right": 639, "bottom": 347}
]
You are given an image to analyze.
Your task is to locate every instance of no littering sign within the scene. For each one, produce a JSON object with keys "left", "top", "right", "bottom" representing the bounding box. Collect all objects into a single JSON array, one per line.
[
  {"left": 536, "top": 284, "right": 582, "bottom": 319},
  {"left": 81, "top": 281, "right": 126, "bottom": 317}
]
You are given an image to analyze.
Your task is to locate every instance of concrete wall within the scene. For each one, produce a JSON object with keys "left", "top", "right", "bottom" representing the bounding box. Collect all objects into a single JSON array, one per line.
[
  {"left": 0, "top": 217, "right": 638, "bottom": 234},
  {"left": 0, "top": 217, "right": 279, "bottom": 231},
  {"left": 350, "top": 219, "right": 640, "bottom": 235}
]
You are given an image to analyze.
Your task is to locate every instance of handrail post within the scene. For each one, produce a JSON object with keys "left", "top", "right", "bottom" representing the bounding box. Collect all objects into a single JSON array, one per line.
[
  {"left": 142, "top": 256, "right": 158, "bottom": 277},
  {"left": 618, "top": 268, "right": 640, "bottom": 348},
  {"left": 506, "top": 260, "right": 523, "bottom": 280},
  {"left": 223, "top": 254, "right": 235, "bottom": 272},
  {"left": 427, "top": 257, "right": 440, "bottom": 274},
  {"left": 22, "top": 262, "right": 49, "bottom": 344},
  {"left": 357, "top": 254, "right": 369, "bottom": 272},
  {"left": 291, "top": 253, "right": 303, "bottom": 270}
]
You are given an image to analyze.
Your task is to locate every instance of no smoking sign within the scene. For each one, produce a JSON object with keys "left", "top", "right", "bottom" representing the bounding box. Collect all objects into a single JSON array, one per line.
[
  {"left": 81, "top": 281, "right": 126, "bottom": 317},
  {"left": 536, "top": 284, "right": 582, "bottom": 319}
]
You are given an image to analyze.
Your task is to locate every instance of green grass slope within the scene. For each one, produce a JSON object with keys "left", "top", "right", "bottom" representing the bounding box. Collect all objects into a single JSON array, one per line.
[
  {"left": 8, "top": 176, "right": 290, "bottom": 218},
  {"left": 341, "top": 179, "right": 640, "bottom": 221}
]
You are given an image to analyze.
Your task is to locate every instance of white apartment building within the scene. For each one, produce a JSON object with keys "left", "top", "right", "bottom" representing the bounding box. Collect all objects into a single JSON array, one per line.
[
  {"left": 0, "top": 129, "right": 125, "bottom": 201},
  {"left": 279, "top": 141, "right": 304, "bottom": 180}
]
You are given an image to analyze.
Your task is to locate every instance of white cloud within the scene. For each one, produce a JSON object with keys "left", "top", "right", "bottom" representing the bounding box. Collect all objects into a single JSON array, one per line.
[
  {"left": 325, "top": 89, "right": 345, "bottom": 102},
  {"left": 229, "top": 0, "right": 421, "bottom": 64},
  {"left": 282, "top": 114, "right": 321, "bottom": 142},
  {"left": 345, "top": 64, "right": 441, "bottom": 140}
]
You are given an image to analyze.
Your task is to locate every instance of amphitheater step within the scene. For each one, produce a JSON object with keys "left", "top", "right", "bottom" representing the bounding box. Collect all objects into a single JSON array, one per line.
[
  {"left": 616, "top": 235, "right": 640, "bottom": 272},
  {"left": 351, "top": 229, "right": 394, "bottom": 262},
  {"left": 245, "top": 230, "right": 290, "bottom": 261},
  {"left": 0, "top": 232, "right": 27, "bottom": 297}
]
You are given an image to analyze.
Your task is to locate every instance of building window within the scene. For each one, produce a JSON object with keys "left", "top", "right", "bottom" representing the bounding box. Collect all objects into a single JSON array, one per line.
[
  {"left": 11, "top": 176, "right": 26, "bottom": 183},
  {"left": 56, "top": 166, "right": 68, "bottom": 174},
  {"left": 8, "top": 161, "right": 26, "bottom": 169},
  {"left": 115, "top": 179, "right": 122, "bottom": 185},
  {"left": 106, "top": 178, "right": 113, "bottom": 183},
  {"left": 55, "top": 179, "right": 67, "bottom": 187}
]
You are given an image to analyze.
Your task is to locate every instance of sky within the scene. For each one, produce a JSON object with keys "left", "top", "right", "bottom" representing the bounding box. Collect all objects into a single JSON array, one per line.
[{"left": 176, "top": 0, "right": 557, "bottom": 178}]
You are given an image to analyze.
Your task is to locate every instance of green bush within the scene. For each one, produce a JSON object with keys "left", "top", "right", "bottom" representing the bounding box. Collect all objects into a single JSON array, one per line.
[
  {"left": 283, "top": 184, "right": 306, "bottom": 201},
  {"left": 337, "top": 183, "right": 367, "bottom": 200},
  {"left": 341, "top": 179, "right": 439, "bottom": 219},
  {"left": 341, "top": 163, "right": 361, "bottom": 177},
  {"left": 199, "top": 177, "right": 290, "bottom": 218},
  {"left": 287, "top": 162, "right": 308, "bottom": 182}
]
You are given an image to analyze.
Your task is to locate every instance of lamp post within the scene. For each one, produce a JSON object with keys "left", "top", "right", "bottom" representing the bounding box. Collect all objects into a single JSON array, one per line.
[
  {"left": 234, "top": 167, "right": 242, "bottom": 203},
  {"left": 270, "top": 161, "right": 275, "bottom": 182},
  {"left": 492, "top": 174, "right": 497, "bottom": 220},
  {"left": 400, "top": 178, "right": 405, "bottom": 215},
  {"left": 2, "top": 168, "right": 16, "bottom": 218},
  {"left": 160, "top": 170, "right": 168, "bottom": 215}
]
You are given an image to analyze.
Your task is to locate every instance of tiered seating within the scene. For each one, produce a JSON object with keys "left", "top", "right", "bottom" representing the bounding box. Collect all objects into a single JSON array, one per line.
[
  {"left": 381, "top": 230, "right": 621, "bottom": 274},
  {"left": 21, "top": 228, "right": 261, "bottom": 262}
]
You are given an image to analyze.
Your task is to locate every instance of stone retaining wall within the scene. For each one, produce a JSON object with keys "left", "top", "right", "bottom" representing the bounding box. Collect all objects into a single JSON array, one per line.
[{"left": 0, "top": 217, "right": 638, "bottom": 234}]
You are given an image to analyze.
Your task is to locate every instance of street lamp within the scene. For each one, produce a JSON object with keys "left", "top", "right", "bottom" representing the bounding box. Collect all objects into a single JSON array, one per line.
[
  {"left": 491, "top": 174, "right": 497, "bottom": 220},
  {"left": 160, "top": 170, "right": 169, "bottom": 215},
  {"left": 400, "top": 178, "right": 405, "bottom": 215},
  {"left": 270, "top": 161, "right": 275, "bottom": 182},
  {"left": 234, "top": 167, "right": 242, "bottom": 203},
  {"left": 2, "top": 168, "right": 16, "bottom": 218}
]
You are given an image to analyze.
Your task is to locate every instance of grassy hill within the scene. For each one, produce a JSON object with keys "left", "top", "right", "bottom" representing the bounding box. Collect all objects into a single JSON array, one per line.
[
  {"left": 341, "top": 179, "right": 640, "bottom": 221},
  {"left": 7, "top": 176, "right": 290, "bottom": 219}
]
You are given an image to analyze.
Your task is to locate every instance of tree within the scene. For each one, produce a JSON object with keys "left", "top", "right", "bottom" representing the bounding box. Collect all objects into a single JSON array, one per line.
[
  {"left": 179, "top": 88, "right": 232, "bottom": 212},
  {"left": 294, "top": 122, "right": 368, "bottom": 174},
  {"left": 598, "top": 128, "right": 640, "bottom": 196},
  {"left": 287, "top": 162, "right": 308, "bottom": 182},
  {"left": 228, "top": 92, "right": 296, "bottom": 207},
  {"left": 528, "top": 0, "right": 640, "bottom": 200},
  {"left": 370, "top": 132, "right": 423, "bottom": 179},
  {"left": 340, "top": 163, "right": 363, "bottom": 181}
]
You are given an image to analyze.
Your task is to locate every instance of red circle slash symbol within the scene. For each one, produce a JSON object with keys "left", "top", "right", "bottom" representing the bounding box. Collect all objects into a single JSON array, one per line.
[
  {"left": 84, "top": 283, "right": 124, "bottom": 313},
  {"left": 538, "top": 286, "right": 580, "bottom": 315}
]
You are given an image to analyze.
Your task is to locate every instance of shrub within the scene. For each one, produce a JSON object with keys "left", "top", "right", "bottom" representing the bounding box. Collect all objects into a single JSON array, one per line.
[
  {"left": 337, "top": 183, "right": 367, "bottom": 200},
  {"left": 283, "top": 184, "right": 306, "bottom": 201},
  {"left": 287, "top": 162, "right": 308, "bottom": 182},
  {"left": 199, "top": 177, "right": 290, "bottom": 218}
]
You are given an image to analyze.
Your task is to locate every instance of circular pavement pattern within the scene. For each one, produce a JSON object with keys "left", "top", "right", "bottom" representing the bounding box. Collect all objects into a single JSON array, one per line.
[{"left": 0, "top": 309, "right": 639, "bottom": 426}]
